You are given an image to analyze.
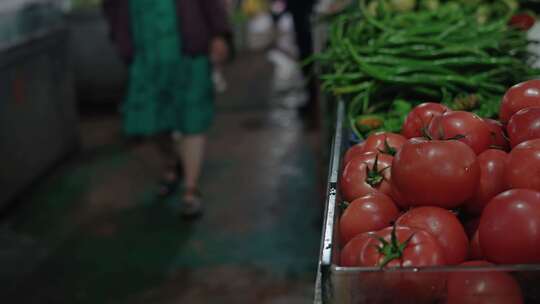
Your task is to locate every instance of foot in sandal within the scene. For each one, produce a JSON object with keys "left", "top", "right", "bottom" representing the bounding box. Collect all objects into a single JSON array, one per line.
[
  {"left": 157, "top": 162, "right": 183, "bottom": 198},
  {"left": 179, "top": 188, "right": 203, "bottom": 219}
]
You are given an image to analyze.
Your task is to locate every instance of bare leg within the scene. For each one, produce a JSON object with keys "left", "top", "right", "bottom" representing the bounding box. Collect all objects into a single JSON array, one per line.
[
  {"left": 152, "top": 135, "right": 180, "bottom": 196},
  {"left": 174, "top": 134, "right": 206, "bottom": 201}
]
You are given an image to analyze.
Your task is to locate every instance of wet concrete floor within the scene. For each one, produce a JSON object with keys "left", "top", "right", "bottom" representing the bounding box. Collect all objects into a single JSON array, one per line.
[{"left": 0, "top": 51, "right": 324, "bottom": 303}]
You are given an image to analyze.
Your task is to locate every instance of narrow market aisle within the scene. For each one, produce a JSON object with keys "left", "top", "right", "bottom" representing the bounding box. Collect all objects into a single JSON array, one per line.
[{"left": 0, "top": 51, "right": 323, "bottom": 303}]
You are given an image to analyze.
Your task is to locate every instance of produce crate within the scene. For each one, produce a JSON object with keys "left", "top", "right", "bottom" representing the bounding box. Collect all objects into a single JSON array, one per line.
[{"left": 314, "top": 100, "right": 540, "bottom": 304}]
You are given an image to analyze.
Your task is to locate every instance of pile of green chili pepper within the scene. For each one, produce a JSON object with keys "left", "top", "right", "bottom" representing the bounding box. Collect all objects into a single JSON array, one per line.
[{"left": 315, "top": 0, "right": 540, "bottom": 138}]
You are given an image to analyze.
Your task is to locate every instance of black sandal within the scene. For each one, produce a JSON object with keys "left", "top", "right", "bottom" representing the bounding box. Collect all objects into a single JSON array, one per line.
[{"left": 157, "top": 162, "right": 183, "bottom": 198}]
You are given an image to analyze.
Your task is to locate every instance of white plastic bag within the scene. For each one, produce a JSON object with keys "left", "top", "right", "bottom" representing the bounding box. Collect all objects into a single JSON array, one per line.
[
  {"left": 275, "top": 12, "right": 299, "bottom": 58},
  {"left": 246, "top": 12, "right": 274, "bottom": 50}
]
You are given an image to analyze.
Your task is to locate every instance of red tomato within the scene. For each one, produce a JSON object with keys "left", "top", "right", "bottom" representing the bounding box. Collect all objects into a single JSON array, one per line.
[
  {"left": 401, "top": 102, "right": 450, "bottom": 139},
  {"left": 358, "top": 226, "right": 446, "bottom": 303},
  {"left": 339, "top": 193, "right": 399, "bottom": 244},
  {"left": 340, "top": 152, "right": 393, "bottom": 202},
  {"left": 358, "top": 269, "right": 446, "bottom": 304},
  {"left": 447, "top": 261, "right": 523, "bottom": 304},
  {"left": 465, "top": 149, "right": 508, "bottom": 215},
  {"left": 428, "top": 111, "right": 492, "bottom": 154},
  {"left": 509, "top": 13, "right": 535, "bottom": 31},
  {"left": 396, "top": 207, "right": 468, "bottom": 265},
  {"left": 359, "top": 226, "right": 446, "bottom": 267},
  {"left": 392, "top": 139, "right": 480, "bottom": 209},
  {"left": 362, "top": 132, "right": 407, "bottom": 156},
  {"left": 389, "top": 181, "right": 410, "bottom": 210},
  {"left": 340, "top": 232, "right": 371, "bottom": 266},
  {"left": 500, "top": 80, "right": 540, "bottom": 123},
  {"left": 507, "top": 107, "right": 540, "bottom": 148},
  {"left": 505, "top": 139, "right": 540, "bottom": 191},
  {"left": 479, "top": 189, "right": 540, "bottom": 264},
  {"left": 343, "top": 142, "right": 366, "bottom": 165},
  {"left": 470, "top": 230, "right": 484, "bottom": 260},
  {"left": 484, "top": 118, "right": 510, "bottom": 151}
]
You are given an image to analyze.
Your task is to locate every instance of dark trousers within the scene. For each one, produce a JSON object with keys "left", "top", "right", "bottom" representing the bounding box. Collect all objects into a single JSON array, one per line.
[{"left": 289, "top": 2, "right": 317, "bottom": 112}]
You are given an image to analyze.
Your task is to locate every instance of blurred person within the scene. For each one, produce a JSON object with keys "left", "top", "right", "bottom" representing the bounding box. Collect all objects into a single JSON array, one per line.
[
  {"left": 270, "top": 0, "right": 287, "bottom": 23},
  {"left": 103, "top": 0, "right": 230, "bottom": 217},
  {"left": 287, "top": 0, "right": 318, "bottom": 121}
]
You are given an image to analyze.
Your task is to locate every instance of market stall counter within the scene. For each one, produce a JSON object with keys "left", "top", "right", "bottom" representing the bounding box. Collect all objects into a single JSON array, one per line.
[{"left": 0, "top": 7, "right": 78, "bottom": 208}]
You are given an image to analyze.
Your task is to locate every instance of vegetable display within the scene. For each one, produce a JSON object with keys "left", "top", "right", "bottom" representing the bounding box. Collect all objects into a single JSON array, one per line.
[
  {"left": 314, "top": 0, "right": 540, "bottom": 138},
  {"left": 318, "top": 0, "right": 540, "bottom": 301},
  {"left": 337, "top": 80, "right": 540, "bottom": 302}
]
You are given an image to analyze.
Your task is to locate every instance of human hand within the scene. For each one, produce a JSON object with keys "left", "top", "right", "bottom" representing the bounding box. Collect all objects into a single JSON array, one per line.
[{"left": 210, "top": 37, "right": 229, "bottom": 65}]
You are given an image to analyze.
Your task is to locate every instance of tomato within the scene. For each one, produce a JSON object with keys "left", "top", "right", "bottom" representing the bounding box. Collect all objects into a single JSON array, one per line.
[
  {"left": 500, "top": 80, "right": 540, "bottom": 123},
  {"left": 401, "top": 102, "right": 450, "bottom": 139},
  {"left": 358, "top": 226, "right": 446, "bottom": 267},
  {"left": 396, "top": 207, "right": 468, "bottom": 265},
  {"left": 389, "top": 181, "right": 410, "bottom": 210},
  {"left": 392, "top": 139, "right": 480, "bottom": 209},
  {"left": 343, "top": 142, "right": 366, "bottom": 166},
  {"left": 507, "top": 107, "right": 540, "bottom": 148},
  {"left": 358, "top": 270, "right": 446, "bottom": 304},
  {"left": 339, "top": 193, "right": 399, "bottom": 244},
  {"left": 358, "top": 226, "right": 446, "bottom": 304},
  {"left": 505, "top": 139, "right": 540, "bottom": 191},
  {"left": 479, "top": 189, "right": 540, "bottom": 264},
  {"left": 469, "top": 230, "right": 484, "bottom": 260},
  {"left": 340, "top": 232, "right": 372, "bottom": 266},
  {"left": 484, "top": 118, "right": 510, "bottom": 151},
  {"left": 509, "top": 13, "right": 535, "bottom": 31},
  {"left": 343, "top": 132, "right": 407, "bottom": 165},
  {"left": 428, "top": 111, "right": 492, "bottom": 154},
  {"left": 340, "top": 152, "right": 393, "bottom": 202},
  {"left": 362, "top": 132, "right": 407, "bottom": 156},
  {"left": 465, "top": 149, "right": 508, "bottom": 215},
  {"left": 447, "top": 261, "right": 523, "bottom": 304}
]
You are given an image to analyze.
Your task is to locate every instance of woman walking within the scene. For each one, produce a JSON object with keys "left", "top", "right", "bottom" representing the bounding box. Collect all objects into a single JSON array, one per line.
[{"left": 103, "top": 0, "right": 230, "bottom": 217}]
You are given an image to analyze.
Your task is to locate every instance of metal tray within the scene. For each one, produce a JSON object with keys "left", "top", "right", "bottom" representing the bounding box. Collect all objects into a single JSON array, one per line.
[{"left": 314, "top": 100, "right": 540, "bottom": 304}]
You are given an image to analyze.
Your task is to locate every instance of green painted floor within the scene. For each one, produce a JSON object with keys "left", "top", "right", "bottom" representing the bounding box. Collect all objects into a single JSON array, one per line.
[{"left": 0, "top": 52, "right": 323, "bottom": 303}]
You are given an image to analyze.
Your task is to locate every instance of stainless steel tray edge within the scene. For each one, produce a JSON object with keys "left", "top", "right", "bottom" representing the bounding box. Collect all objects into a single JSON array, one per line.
[{"left": 314, "top": 100, "right": 346, "bottom": 304}]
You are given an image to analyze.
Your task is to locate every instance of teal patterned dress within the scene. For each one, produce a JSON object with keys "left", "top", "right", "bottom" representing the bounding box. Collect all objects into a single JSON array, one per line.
[{"left": 123, "top": 0, "right": 214, "bottom": 136}]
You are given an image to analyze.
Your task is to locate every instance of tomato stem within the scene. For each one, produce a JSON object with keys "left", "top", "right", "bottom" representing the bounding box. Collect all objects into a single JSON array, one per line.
[
  {"left": 446, "top": 134, "right": 466, "bottom": 141},
  {"left": 488, "top": 144, "right": 505, "bottom": 150},
  {"left": 365, "top": 154, "right": 389, "bottom": 187},
  {"left": 382, "top": 138, "right": 397, "bottom": 156},
  {"left": 437, "top": 123, "right": 445, "bottom": 139},
  {"left": 339, "top": 201, "right": 350, "bottom": 211},
  {"left": 376, "top": 225, "right": 414, "bottom": 268},
  {"left": 421, "top": 127, "right": 433, "bottom": 140}
]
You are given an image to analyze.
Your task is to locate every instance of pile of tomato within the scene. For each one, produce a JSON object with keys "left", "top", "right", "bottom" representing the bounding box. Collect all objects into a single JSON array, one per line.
[{"left": 338, "top": 79, "right": 540, "bottom": 304}]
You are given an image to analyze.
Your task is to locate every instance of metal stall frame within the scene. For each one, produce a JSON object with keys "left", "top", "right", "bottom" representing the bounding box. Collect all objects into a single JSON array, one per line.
[{"left": 313, "top": 100, "right": 345, "bottom": 304}]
